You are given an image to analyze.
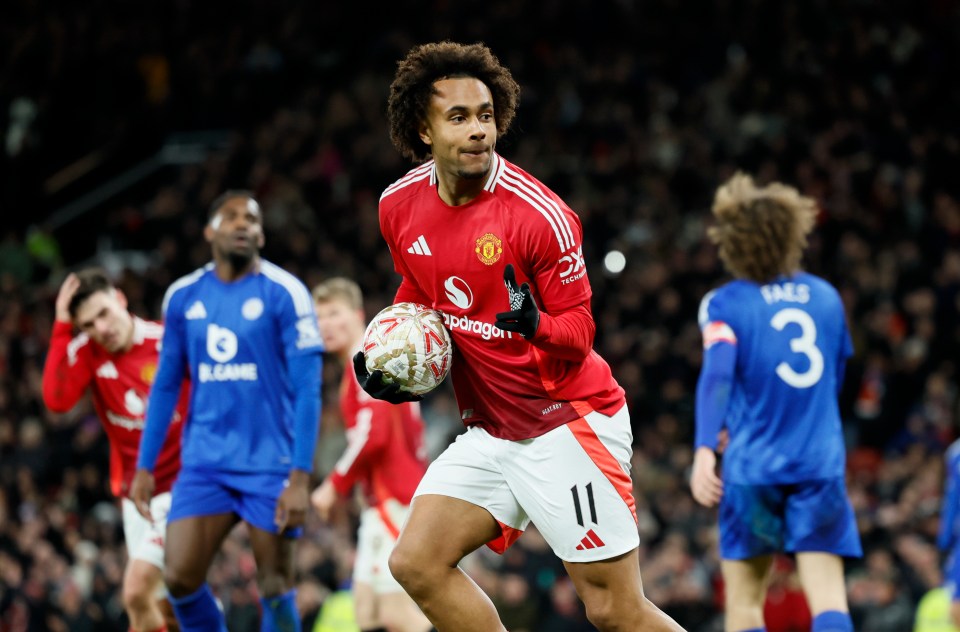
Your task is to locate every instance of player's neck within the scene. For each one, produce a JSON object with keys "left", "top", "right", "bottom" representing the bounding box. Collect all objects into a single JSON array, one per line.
[
  {"left": 117, "top": 315, "right": 136, "bottom": 353},
  {"left": 435, "top": 172, "right": 485, "bottom": 207},
  {"left": 213, "top": 255, "right": 259, "bottom": 282},
  {"left": 341, "top": 335, "right": 364, "bottom": 364}
]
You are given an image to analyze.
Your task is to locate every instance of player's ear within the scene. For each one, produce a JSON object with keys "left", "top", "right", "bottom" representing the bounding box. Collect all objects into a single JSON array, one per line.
[
  {"left": 418, "top": 121, "right": 432, "bottom": 147},
  {"left": 203, "top": 223, "right": 214, "bottom": 243},
  {"left": 114, "top": 288, "right": 128, "bottom": 310}
]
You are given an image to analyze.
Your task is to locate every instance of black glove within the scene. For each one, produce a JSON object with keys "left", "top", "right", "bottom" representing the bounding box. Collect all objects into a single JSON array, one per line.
[
  {"left": 494, "top": 264, "right": 541, "bottom": 339},
  {"left": 352, "top": 351, "right": 422, "bottom": 404}
]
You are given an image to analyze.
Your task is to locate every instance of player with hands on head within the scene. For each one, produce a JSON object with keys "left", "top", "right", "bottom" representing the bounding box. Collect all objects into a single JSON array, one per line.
[
  {"left": 310, "top": 278, "right": 433, "bottom": 632},
  {"left": 42, "top": 268, "right": 186, "bottom": 632},
  {"left": 131, "top": 191, "right": 324, "bottom": 632},
  {"left": 692, "top": 172, "right": 861, "bottom": 632},
  {"left": 363, "top": 40, "right": 685, "bottom": 632}
]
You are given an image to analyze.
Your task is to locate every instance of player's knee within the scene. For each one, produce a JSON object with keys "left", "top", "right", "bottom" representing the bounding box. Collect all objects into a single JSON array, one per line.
[
  {"left": 121, "top": 579, "right": 153, "bottom": 616},
  {"left": 163, "top": 566, "right": 199, "bottom": 599},
  {"left": 582, "top": 594, "right": 656, "bottom": 632},
  {"left": 388, "top": 547, "right": 428, "bottom": 594}
]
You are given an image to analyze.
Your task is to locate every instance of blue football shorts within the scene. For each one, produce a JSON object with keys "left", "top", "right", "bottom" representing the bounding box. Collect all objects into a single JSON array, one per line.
[
  {"left": 168, "top": 467, "right": 302, "bottom": 538},
  {"left": 719, "top": 477, "right": 862, "bottom": 560}
]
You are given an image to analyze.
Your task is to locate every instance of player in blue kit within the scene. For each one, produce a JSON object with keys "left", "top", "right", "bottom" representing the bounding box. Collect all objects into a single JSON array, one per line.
[
  {"left": 938, "top": 439, "right": 960, "bottom": 627},
  {"left": 130, "top": 190, "right": 324, "bottom": 632},
  {"left": 690, "top": 173, "right": 861, "bottom": 632}
]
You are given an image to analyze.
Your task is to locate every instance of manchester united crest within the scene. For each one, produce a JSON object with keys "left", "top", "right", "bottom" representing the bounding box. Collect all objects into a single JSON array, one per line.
[
  {"left": 141, "top": 363, "right": 157, "bottom": 385},
  {"left": 475, "top": 233, "right": 503, "bottom": 265}
]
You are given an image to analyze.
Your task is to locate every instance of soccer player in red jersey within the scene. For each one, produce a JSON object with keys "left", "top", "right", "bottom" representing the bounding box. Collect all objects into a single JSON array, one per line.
[
  {"left": 42, "top": 269, "right": 187, "bottom": 632},
  {"left": 309, "top": 278, "right": 432, "bottom": 632},
  {"left": 352, "top": 41, "right": 686, "bottom": 632}
]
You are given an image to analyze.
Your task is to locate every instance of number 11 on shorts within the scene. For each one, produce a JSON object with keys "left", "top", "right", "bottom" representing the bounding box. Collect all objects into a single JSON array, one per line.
[{"left": 571, "top": 483, "right": 598, "bottom": 527}]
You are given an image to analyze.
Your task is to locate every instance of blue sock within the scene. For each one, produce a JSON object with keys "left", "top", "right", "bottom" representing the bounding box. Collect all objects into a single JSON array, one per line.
[
  {"left": 171, "top": 583, "right": 227, "bottom": 632},
  {"left": 260, "top": 588, "right": 300, "bottom": 632},
  {"left": 812, "top": 610, "right": 853, "bottom": 632}
]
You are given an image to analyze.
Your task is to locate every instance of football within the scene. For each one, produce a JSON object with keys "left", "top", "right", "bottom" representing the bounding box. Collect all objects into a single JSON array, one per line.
[{"left": 362, "top": 302, "right": 453, "bottom": 396}]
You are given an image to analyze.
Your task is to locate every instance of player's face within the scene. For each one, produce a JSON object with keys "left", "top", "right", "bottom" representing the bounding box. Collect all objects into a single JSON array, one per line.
[
  {"left": 74, "top": 290, "right": 134, "bottom": 353},
  {"left": 205, "top": 195, "right": 265, "bottom": 262},
  {"left": 419, "top": 77, "right": 497, "bottom": 181},
  {"left": 314, "top": 299, "right": 363, "bottom": 354}
]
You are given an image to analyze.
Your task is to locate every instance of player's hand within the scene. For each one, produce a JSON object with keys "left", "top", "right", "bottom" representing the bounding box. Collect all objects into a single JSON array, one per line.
[
  {"left": 690, "top": 447, "right": 723, "bottom": 507},
  {"left": 130, "top": 469, "right": 156, "bottom": 521},
  {"left": 352, "top": 351, "right": 422, "bottom": 404},
  {"left": 54, "top": 273, "right": 81, "bottom": 323},
  {"left": 494, "top": 264, "right": 540, "bottom": 339},
  {"left": 310, "top": 479, "right": 338, "bottom": 522},
  {"left": 275, "top": 469, "right": 310, "bottom": 532}
]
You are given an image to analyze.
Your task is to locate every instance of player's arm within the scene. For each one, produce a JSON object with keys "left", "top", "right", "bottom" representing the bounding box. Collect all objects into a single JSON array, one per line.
[
  {"left": 328, "top": 402, "right": 394, "bottom": 494},
  {"left": 42, "top": 274, "right": 94, "bottom": 411},
  {"left": 274, "top": 281, "right": 324, "bottom": 530},
  {"left": 691, "top": 295, "right": 737, "bottom": 507}
]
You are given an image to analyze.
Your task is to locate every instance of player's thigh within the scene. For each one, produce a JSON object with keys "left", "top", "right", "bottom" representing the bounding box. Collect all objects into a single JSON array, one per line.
[
  {"left": 121, "top": 493, "right": 171, "bottom": 598},
  {"left": 164, "top": 514, "right": 238, "bottom": 592},
  {"left": 408, "top": 426, "right": 523, "bottom": 560},
  {"left": 247, "top": 524, "right": 296, "bottom": 590},
  {"left": 721, "top": 556, "right": 775, "bottom": 608},
  {"left": 795, "top": 552, "right": 849, "bottom": 614},
  {"left": 502, "top": 406, "right": 639, "bottom": 562},
  {"left": 784, "top": 478, "right": 862, "bottom": 558},
  {"left": 719, "top": 483, "right": 787, "bottom": 560},
  {"left": 396, "top": 494, "right": 502, "bottom": 568},
  {"left": 355, "top": 505, "right": 405, "bottom": 593}
]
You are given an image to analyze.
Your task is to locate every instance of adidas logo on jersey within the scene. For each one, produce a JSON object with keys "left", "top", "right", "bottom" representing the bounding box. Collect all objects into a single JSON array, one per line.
[
  {"left": 575, "top": 529, "right": 605, "bottom": 551},
  {"left": 185, "top": 301, "right": 207, "bottom": 320},
  {"left": 96, "top": 361, "right": 119, "bottom": 379},
  {"left": 407, "top": 235, "right": 432, "bottom": 256}
]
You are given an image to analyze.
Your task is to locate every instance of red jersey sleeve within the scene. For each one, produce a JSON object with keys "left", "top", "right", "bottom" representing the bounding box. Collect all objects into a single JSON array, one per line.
[
  {"left": 42, "top": 321, "right": 94, "bottom": 412},
  {"left": 382, "top": 203, "right": 434, "bottom": 307},
  {"left": 530, "top": 302, "right": 595, "bottom": 361}
]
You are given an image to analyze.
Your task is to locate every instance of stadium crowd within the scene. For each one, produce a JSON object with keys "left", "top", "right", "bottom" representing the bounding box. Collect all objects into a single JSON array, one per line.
[{"left": 2, "top": 0, "right": 960, "bottom": 630}]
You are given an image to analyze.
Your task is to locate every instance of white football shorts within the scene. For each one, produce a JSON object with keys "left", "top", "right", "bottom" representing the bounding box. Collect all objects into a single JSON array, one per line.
[
  {"left": 121, "top": 491, "right": 171, "bottom": 571},
  {"left": 353, "top": 500, "right": 410, "bottom": 593},
  {"left": 414, "top": 404, "right": 639, "bottom": 562}
]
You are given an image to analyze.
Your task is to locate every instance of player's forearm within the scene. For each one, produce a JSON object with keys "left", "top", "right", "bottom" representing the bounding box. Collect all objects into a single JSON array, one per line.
[
  {"left": 527, "top": 303, "right": 595, "bottom": 361},
  {"left": 290, "top": 353, "right": 322, "bottom": 472},
  {"left": 41, "top": 322, "right": 89, "bottom": 411}
]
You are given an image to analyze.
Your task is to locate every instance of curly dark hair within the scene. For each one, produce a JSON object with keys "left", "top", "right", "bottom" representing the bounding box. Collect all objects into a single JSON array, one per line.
[
  {"left": 708, "top": 172, "right": 818, "bottom": 283},
  {"left": 387, "top": 41, "right": 521, "bottom": 162}
]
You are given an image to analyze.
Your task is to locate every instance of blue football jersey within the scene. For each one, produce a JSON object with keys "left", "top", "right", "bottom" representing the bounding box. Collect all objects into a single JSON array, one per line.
[
  {"left": 939, "top": 439, "right": 960, "bottom": 553},
  {"left": 158, "top": 260, "right": 324, "bottom": 473},
  {"left": 698, "top": 272, "right": 853, "bottom": 484}
]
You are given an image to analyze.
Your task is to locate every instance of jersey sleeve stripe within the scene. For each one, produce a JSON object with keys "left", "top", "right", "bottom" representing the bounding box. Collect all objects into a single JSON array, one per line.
[
  {"left": 260, "top": 261, "right": 314, "bottom": 317},
  {"left": 380, "top": 162, "right": 434, "bottom": 201},
  {"left": 334, "top": 409, "right": 372, "bottom": 475},
  {"left": 501, "top": 167, "right": 576, "bottom": 250},
  {"left": 702, "top": 321, "right": 737, "bottom": 348},
  {"left": 66, "top": 334, "right": 90, "bottom": 364},
  {"left": 161, "top": 264, "right": 210, "bottom": 316},
  {"left": 499, "top": 173, "right": 571, "bottom": 252}
]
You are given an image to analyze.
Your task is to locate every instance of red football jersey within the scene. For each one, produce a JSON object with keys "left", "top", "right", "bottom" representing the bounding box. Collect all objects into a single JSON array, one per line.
[
  {"left": 42, "top": 318, "right": 186, "bottom": 497},
  {"left": 327, "top": 367, "right": 427, "bottom": 507},
  {"left": 379, "top": 153, "right": 625, "bottom": 440}
]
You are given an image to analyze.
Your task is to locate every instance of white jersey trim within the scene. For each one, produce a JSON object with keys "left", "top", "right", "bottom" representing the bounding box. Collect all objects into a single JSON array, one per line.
[
  {"left": 162, "top": 264, "right": 212, "bottom": 316},
  {"left": 498, "top": 166, "right": 576, "bottom": 252},
  {"left": 67, "top": 333, "right": 91, "bottom": 365},
  {"left": 335, "top": 407, "right": 372, "bottom": 476},
  {"left": 260, "top": 261, "right": 314, "bottom": 317},
  {"left": 380, "top": 162, "right": 434, "bottom": 201},
  {"left": 698, "top": 289, "right": 718, "bottom": 328}
]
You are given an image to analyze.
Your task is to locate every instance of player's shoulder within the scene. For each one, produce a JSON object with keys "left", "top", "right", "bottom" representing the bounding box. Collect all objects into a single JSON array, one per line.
[
  {"left": 133, "top": 316, "right": 165, "bottom": 342},
  {"left": 947, "top": 438, "right": 960, "bottom": 465},
  {"left": 487, "top": 154, "right": 580, "bottom": 248},
  {"left": 162, "top": 263, "right": 214, "bottom": 314},
  {"left": 379, "top": 161, "right": 435, "bottom": 211},
  {"left": 698, "top": 280, "right": 749, "bottom": 326},
  {"left": 258, "top": 260, "right": 314, "bottom": 317}
]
